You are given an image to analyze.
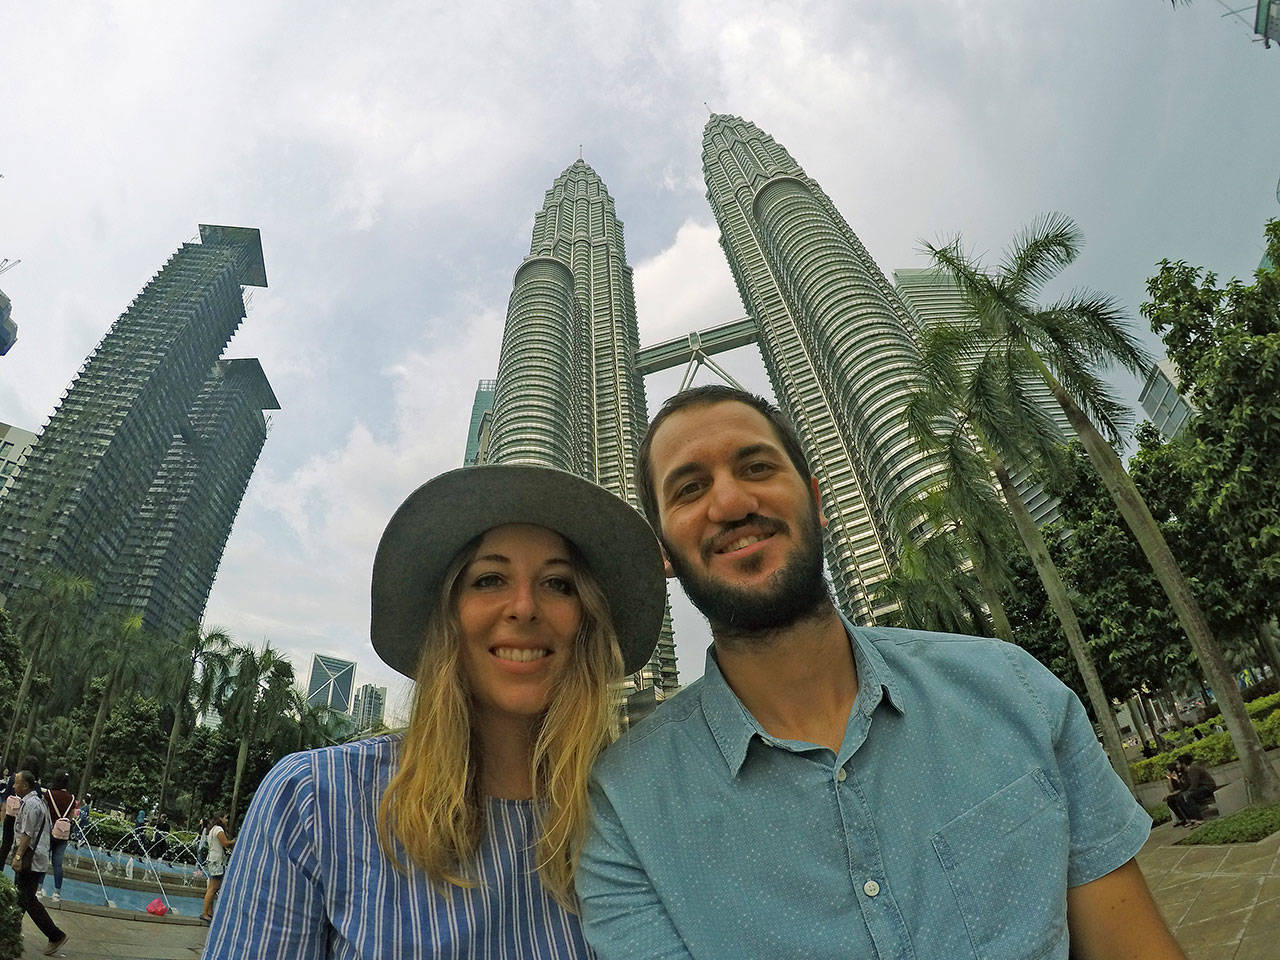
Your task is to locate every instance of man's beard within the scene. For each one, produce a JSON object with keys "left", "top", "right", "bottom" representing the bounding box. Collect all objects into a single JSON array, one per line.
[{"left": 664, "top": 504, "right": 830, "bottom": 644}]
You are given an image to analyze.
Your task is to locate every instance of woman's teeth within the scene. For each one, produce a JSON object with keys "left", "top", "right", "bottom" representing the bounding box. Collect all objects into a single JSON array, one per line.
[{"left": 494, "top": 647, "right": 550, "bottom": 662}]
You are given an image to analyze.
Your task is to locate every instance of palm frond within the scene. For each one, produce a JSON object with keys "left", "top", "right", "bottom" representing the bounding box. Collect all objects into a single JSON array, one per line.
[{"left": 1000, "top": 212, "right": 1082, "bottom": 300}]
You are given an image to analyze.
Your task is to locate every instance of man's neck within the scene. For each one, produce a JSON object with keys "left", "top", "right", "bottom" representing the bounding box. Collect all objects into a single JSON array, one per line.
[{"left": 712, "top": 602, "right": 857, "bottom": 753}]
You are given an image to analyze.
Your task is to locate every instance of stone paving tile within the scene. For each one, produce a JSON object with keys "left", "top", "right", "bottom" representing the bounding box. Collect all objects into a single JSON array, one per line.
[
  {"left": 1171, "top": 846, "right": 1233, "bottom": 874},
  {"left": 1178, "top": 878, "right": 1264, "bottom": 927},
  {"left": 1172, "top": 911, "right": 1245, "bottom": 960},
  {"left": 1234, "top": 933, "right": 1277, "bottom": 960}
]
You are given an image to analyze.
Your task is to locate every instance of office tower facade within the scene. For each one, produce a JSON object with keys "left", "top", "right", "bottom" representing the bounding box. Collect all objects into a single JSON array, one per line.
[
  {"left": 893, "top": 267, "right": 1072, "bottom": 526},
  {"left": 0, "top": 225, "right": 267, "bottom": 603},
  {"left": 0, "top": 423, "right": 36, "bottom": 501},
  {"left": 1139, "top": 359, "right": 1195, "bottom": 439},
  {"left": 487, "top": 160, "right": 679, "bottom": 693},
  {"left": 306, "top": 654, "right": 356, "bottom": 712},
  {"left": 102, "top": 359, "right": 279, "bottom": 638},
  {"left": 464, "top": 380, "right": 497, "bottom": 466},
  {"left": 352, "top": 683, "right": 387, "bottom": 731},
  {"left": 701, "top": 115, "right": 947, "bottom": 622}
]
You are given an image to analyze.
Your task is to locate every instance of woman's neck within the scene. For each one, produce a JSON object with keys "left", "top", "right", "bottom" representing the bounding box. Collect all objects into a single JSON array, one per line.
[{"left": 474, "top": 710, "right": 538, "bottom": 800}]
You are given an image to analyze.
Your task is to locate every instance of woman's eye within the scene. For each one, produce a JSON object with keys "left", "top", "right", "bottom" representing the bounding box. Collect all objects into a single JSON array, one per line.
[
  {"left": 545, "top": 577, "right": 576, "bottom": 595},
  {"left": 471, "top": 573, "right": 503, "bottom": 589}
]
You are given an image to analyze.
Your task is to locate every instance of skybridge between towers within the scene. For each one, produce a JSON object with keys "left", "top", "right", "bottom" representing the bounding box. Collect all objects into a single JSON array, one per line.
[{"left": 634, "top": 316, "right": 758, "bottom": 390}]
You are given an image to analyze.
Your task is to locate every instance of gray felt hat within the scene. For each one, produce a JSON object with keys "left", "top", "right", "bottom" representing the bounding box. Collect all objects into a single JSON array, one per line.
[{"left": 370, "top": 464, "right": 666, "bottom": 678}]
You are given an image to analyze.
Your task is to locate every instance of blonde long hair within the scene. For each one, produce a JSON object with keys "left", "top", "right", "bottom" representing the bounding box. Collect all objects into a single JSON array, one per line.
[{"left": 375, "top": 534, "right": 624, "bottom": 908}]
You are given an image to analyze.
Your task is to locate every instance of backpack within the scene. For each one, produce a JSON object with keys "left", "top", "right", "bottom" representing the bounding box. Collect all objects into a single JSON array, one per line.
[
  {"left": 46, "top": 791, "right": 73, "bottom": 841},
  {"left": 2, "top": 795, "right": 18, "bottom": 817}
]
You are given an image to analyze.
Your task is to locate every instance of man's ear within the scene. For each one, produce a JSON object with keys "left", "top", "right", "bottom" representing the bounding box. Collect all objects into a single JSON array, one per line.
[
  {"left": 659, "top": 541, "right": 676, "bottom": 579},
  {"left": 810, "top": 475, "right": 828, "bottom": 528}
]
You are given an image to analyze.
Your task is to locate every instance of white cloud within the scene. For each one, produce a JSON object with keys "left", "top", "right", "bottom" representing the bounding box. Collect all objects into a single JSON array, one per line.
[{"left": 633, "top": 219, "right": 744, "bottom": 346}]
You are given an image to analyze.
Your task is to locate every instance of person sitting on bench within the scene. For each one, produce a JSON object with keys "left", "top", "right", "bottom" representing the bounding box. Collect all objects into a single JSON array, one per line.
[
  {"left": 1163, "top": 763, "right": 1197, "bottom": 826},
  {"left": 1175, "top": 756, "right": 1218, "bottom": 822}
]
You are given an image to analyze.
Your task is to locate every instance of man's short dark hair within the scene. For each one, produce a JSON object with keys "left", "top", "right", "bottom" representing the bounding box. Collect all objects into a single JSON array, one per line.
[{"left": 637, "top": 385, "right": 811, "bottom": 524}]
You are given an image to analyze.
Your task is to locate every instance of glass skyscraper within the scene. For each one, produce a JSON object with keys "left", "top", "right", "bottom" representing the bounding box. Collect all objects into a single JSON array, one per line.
[
  {"left": 486, "top": 160, "right": 679, "bottom": 694},
  {"left": 701, "top": 115, "right": 948, "bottom": 622}
]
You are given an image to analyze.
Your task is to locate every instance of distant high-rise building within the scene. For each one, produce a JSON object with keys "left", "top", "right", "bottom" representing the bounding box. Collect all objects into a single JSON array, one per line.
[
  {"left": 352, "top": 683, "right": 387, "bottom": 731},
  {"left": 487, "top": 160, "right": 679, "bottom": 694},
  {"left": 464, "top": 380, "right": 497, "bottom": 466},
  {"left": 893, "top": 267, "right": 1073, "bottom": 526},
  {"left": 0, "top": 290, "right": 14, "bottom": 356},
  {"left": 0, "top": 225, "right": 268, "bottom": 605},
  {"left": 306, "top": 654, "right": 356, "bottom": 713},
  {"left": 102, "top": 360, "right": 279, "bottom": 638},
  {"left": 701, "top": 115, "right": 947, "bottom": 621},
  {"left": 1139, "top": 359, "right": 1195, "bottom": 438},
  {"left": 0, "top": 422, "right": 36, "bottom": 501}
]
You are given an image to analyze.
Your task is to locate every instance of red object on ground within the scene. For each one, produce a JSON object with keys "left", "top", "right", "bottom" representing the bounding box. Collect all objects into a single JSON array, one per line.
[{"left": 146, "top": 898, "right": 168, "bottom": 916}]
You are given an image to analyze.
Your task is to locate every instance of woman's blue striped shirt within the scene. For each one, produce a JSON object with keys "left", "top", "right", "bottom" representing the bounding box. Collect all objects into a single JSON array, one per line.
[{"left": 202, "top": 735, "right": 591, "bottom": 959}]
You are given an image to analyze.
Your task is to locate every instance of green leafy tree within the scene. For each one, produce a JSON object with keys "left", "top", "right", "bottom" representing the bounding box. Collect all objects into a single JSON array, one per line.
[
  {"left": 156, "top": 624, "right": 232, "bottom": 814},
  {"left": 3, "top": 571, "right": 93, "bottom": 766},
  {"left": 78, "top": 611, "right": 157, "bottom": 797},
  {"left": 906, "top": 270, "right": 1134, "bottom": 792},
  {"left": 87, "top": 694, "right": 166, "bottom": 809},
  {"left": 215, "top": 643, "right": 295, "bottom": 827},
  {"left": 928, "top": 212, "right": 1280, "bottom": 802}
]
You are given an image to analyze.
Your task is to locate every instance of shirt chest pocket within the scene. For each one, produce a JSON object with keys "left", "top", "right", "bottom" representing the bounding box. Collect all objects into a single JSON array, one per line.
[{"left": 930, "top": 768, "right": 1070, "bottom": 960}]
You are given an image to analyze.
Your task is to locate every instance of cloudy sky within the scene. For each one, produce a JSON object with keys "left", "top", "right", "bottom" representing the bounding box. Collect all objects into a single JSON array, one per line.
[{"left": 2, "top": 2, "right": 1277, "bottom": 720}]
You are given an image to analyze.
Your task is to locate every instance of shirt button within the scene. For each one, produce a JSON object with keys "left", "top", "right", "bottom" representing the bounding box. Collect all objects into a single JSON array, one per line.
[
  {"left": 863, "top": 880, "right": 880, "bottom": 898},
  {"left": 836, "top": 768, "right": 847, "bottom": 782}
]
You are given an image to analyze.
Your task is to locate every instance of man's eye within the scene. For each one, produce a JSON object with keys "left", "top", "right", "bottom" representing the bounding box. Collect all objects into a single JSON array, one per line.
[
  {"left": 673, "top": 480, "right": 702, "bottom": 500},
  {"left": 744, "top": 461, "right": 774, "bottom": 476}
]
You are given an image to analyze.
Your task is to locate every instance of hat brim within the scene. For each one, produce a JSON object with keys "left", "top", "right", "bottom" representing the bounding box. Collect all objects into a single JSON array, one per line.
[{"left": 371, "top": 465, "right": 666, "bottom": 678}]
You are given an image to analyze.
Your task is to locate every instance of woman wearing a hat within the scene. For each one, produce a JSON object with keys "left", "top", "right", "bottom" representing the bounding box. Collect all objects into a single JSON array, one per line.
[{"left": 203, "top": 465, "right": 665, "bottom": 958}]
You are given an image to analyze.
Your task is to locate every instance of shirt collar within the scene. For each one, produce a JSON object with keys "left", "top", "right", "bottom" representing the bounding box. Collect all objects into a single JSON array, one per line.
[{"left": 700, "top": 613, "right": 907, "bottom": 777}]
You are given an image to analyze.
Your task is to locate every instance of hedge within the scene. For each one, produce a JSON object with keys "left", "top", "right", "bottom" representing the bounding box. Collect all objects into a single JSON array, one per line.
[
  {"left": 1179, "top": 801, "right": 1280, "bottom": 845},
  {"left": 0, "top": 875, "right": 20, "bottom": 960},
  {"left": 1130, "top": 700, "right": 1280, "bottom": 784}
]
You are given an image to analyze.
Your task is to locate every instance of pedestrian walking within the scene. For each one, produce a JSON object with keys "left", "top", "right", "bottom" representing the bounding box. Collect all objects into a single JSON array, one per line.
[
  {"left": 40, "top": 770, "right": 75, "bottom": 901},
  {"left": 10, "top": 770, "right": 67, "bottom": 955}
]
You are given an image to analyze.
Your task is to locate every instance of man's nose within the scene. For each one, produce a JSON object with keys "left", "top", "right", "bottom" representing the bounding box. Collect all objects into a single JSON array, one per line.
[{"left": 706, "top": 476, "right": 758, "bottom": 523}]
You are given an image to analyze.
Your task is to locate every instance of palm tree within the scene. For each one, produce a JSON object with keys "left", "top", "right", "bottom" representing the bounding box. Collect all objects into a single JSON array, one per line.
[
  {"left": 215, "top": 643, "right": 295, "bottom": 827},
  {"left": 905, "top": 357, "right": 1136, "bottom": 793},
  {"left": 79, "top": 611, "right": 157, "bottom": 797},
  {"left": 927, "top": 212, "right": 1280, "bottom": 803},
  {"left": 874, "top": 531, "right": 992, "bottom": 638},
  {"left": 155, "top": 624, "right": 232, "bottom": 814},
  {"left": 4, "top": 571, "right": 94, "bottom": 766}
]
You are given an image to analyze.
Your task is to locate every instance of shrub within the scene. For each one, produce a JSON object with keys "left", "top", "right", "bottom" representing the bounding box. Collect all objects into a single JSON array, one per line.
[
  {"left": 0, "top": 874, "right": 21, "bottom": 960},
  {"left": 1145, "top": 803, "right": 1171, "bottom": 826},
  {"left": 1180, "top": 802, "right": 1280, "bottom": 845},
  {"left": 1131, "top": 731, "right": 1236, "bottom": 784}
]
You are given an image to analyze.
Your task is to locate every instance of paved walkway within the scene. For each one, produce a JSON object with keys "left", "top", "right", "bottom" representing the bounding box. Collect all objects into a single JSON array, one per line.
[
  {"left": 19, "top": 906, "right": 206, "bottom": 959},
  {"left": 13, "top": 822, "right": 1280, "bottom": 958},
  {"left": 1139, "top": 819, "right": 1280, "bottom": 959}
]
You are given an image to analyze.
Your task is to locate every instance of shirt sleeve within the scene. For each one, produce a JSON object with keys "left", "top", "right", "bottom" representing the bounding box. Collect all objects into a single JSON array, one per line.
[
  {"left": 14, "top": 799, "right": 33, "bottom": 841},
  {"left": 577, "top": 780, "right": 694, "bottom": 960},
  {"left": 1010, "top": 645, "right": 1151, "bottom": 887},
  {"left": 203, "top": 752, "right": 328, "bottom": 959}
]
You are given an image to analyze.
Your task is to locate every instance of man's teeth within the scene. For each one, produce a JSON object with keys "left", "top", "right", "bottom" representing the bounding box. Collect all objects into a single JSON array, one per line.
[
  {"left": 494, "top": 648, "right": 550, "bottom": 662},
  {"left": 722, "top": 534, "right": 767, "bottom": 553}
]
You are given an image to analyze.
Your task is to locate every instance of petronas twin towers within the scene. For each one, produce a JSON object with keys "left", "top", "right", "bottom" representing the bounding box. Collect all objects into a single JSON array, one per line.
[{"left": 478, "top": 115, "right": 958, "bottom": 695}]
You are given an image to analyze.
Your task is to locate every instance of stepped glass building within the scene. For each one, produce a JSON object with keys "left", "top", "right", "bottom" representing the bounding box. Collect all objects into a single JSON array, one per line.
[{"left": 0, "top": 225, "right": 274, "bottom": 638}]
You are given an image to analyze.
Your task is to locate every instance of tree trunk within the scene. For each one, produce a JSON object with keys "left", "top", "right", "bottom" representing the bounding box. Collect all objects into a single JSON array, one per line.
[
  {"left": 3, "top": 653, "right": 39, "bottom": 767},
  {"left": 78, "top": 670, "right": 118, "bottom": 799},
  {"left": 158, "top": 674, "right": 191, "bottom": 815},
  {"left": 1138, "top": 692, "right": 1169, "bottom": 751},
  {"left": 986, "top": 452, "right": 1137, "bottom": 794},
  {"left": 1129, "top": 697, "right": 1153, "bottom": 752},
  {"left": 1161, "top": 690, "right": 1188, "bottom": 732},
  {"left": 1255, "top": 620, "right": 1280, "bottom": 683},
  {"left": 973, "top": 562, "right": 1015, "bottom": 644},
  {"left": 1040, "top": 366, "right": 1280, "bottom": 804},
  {"left": 18, "top": 699, "right": 39, "bottom": 762},
  {"left": 229, "top": 732, "right": 251, "bottom": 831}
]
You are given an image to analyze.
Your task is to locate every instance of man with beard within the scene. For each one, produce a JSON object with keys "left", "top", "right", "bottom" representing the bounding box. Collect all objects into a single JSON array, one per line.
[{"left": 576, "top": 386, "right": 1184, "bottom": 960}]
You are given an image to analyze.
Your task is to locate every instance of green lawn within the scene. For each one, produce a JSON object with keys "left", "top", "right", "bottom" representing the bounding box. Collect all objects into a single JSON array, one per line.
[{"left": 1178, "top": 802, "right": 1280, "bottom": 845}]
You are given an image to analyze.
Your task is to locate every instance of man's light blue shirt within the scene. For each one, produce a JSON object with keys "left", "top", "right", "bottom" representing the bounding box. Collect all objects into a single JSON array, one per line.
[{"left": 578, "top": 621, "right": 1150, "bottom": 960}]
